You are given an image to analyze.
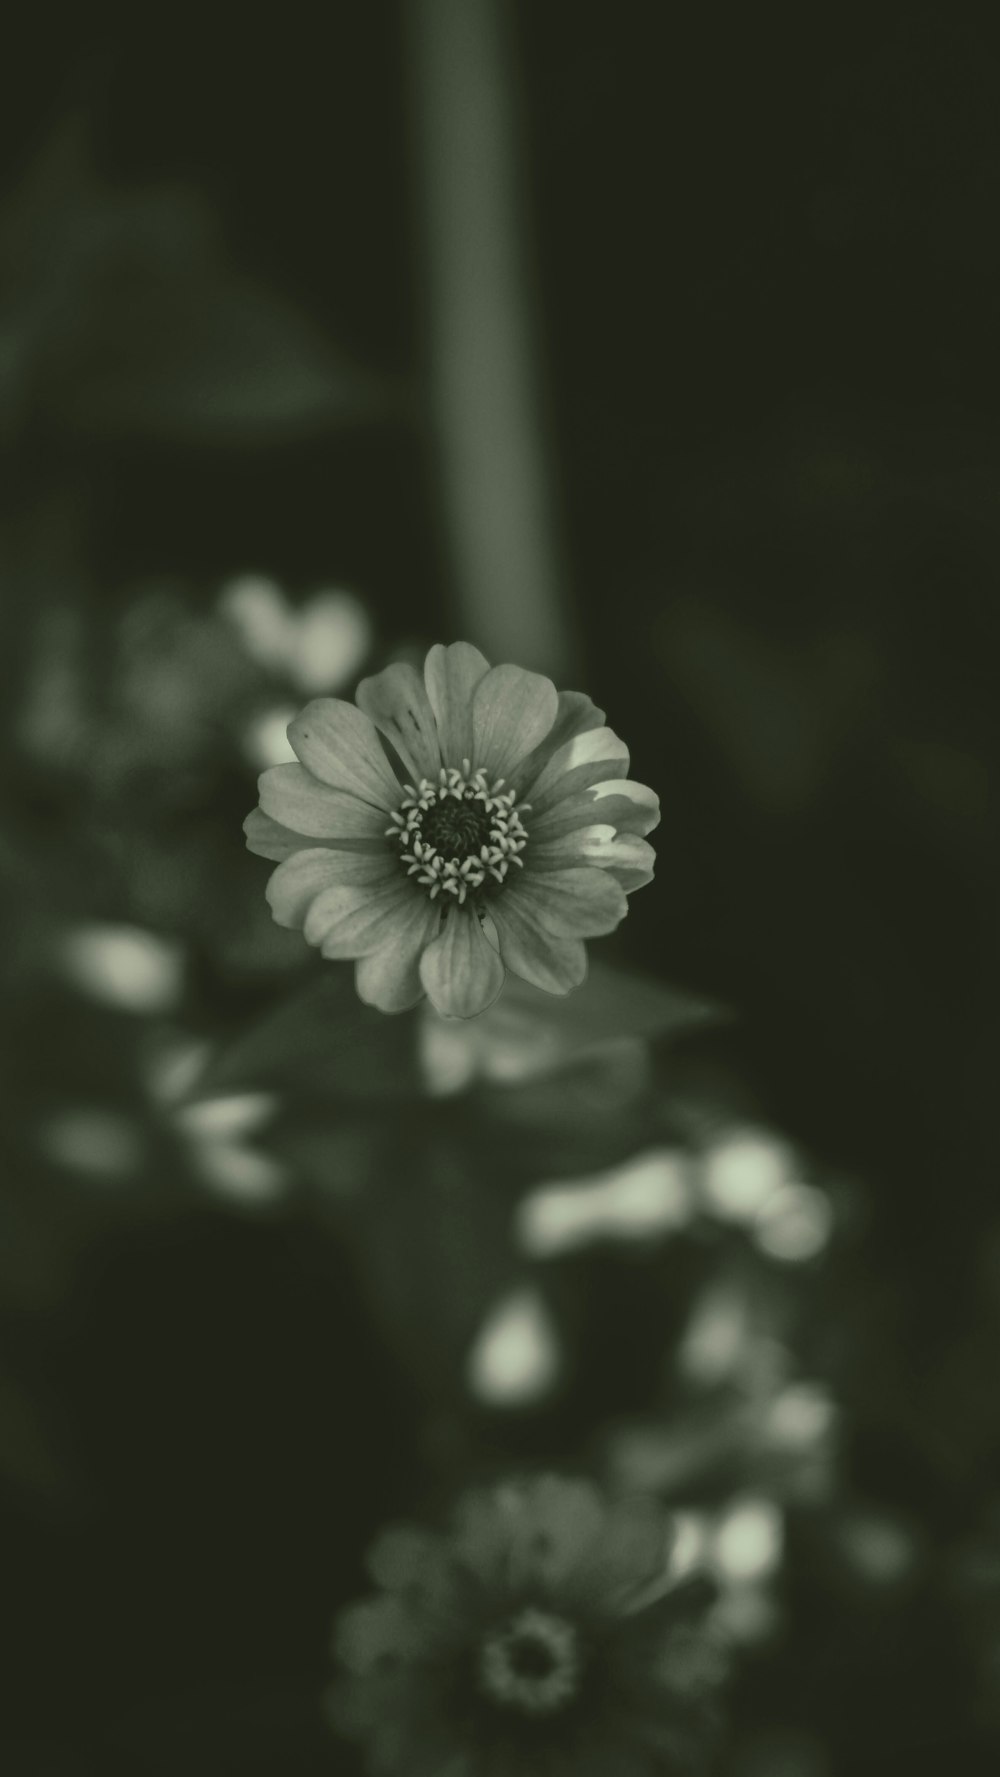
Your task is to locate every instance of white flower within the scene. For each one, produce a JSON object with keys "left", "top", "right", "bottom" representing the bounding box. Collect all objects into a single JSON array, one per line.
[{"left": 244, "top": 643, "right": 659, "bottom": 1018}]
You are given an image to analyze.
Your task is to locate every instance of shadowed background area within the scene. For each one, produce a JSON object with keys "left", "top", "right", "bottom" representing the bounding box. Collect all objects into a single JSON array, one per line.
[{"left": 1, "top": 6, "right": 996, "bottom": 1774}]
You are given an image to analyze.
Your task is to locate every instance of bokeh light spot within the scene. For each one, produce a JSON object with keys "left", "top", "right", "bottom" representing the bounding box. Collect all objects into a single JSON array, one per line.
[
  {"left": 670, "top": 1510, "right": 712, "bottom": 1579},
  {"left": 144, "top": 1035, "right": 213, "bottom": 1105},
  {"left": 466, "top": 1287, "right": 560, "bottom": 1407},
  {"left": 754, "top": 1184, "right": 833, "bottom": 1262},
  {"left": 837, "top": 1511, "right": 919, "bottom": 1586},
  {"left": 678, "top": 1280, "right": 751, "bottom": 1384},
  {"left": 175, "top": 1092, "right": 277, "bottom": 1142},
  {"left": 286, "top": 589, "right": 371, "bottom": 694},
  {"left": 58, "top": 924, "right": 184, "bottom": 1015},
  {"left": 219, "top": 576, "right": 372, "bottom": 693},
  {"left": 712, "top": 1497, "right": 784, "bottom": 1582},
  {"left": 517, "top": 1149, "right": 694, "bottom": 1257},
  {"left": 241, "top": 704, "right": 299, "bottom": 769},
  {"left": 700, "top": 1127, "right": 794, "bottom": 1222},
  {"left": 765, "top": 1382, "right": 837, "bottom": 1449},
  {"left": 192, "top": 1141, "right": 288, "bottom": 1204},
  {"left": 218, "top": 574, "right": 292, "bottom": 668},
  {"left": 38, "top": 1109, "right": 144, "bottom": 1180}
]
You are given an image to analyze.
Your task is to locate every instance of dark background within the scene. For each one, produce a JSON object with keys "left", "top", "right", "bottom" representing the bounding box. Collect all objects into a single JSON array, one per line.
[{"left": 1, "top": 6, "right": 996, "bottom": 1773}]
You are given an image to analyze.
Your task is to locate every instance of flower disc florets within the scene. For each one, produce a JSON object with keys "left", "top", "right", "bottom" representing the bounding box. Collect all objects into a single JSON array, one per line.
[
  {"left": 244, "top": 641, "right": 660, "bottom": 1018},
  {"left": 329, "top": 1475, "right": 727, "bottom": 1776},
  {"left": 387, "top": 761, "right": 529, "bottom": 904},
  {"left": 479, "top": 1605, "right": 580, "bottom": 1715}
]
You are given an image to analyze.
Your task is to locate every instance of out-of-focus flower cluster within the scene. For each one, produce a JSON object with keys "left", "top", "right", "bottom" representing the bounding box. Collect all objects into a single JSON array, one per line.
[{"left": 331, "top": 1474, "right": 726, "bottom": 1776}]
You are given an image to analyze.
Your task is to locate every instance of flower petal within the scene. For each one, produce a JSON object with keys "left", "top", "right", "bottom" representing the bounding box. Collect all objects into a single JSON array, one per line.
[
  {"left": 424, "top": 641, "right": 491, "bottom": 766},
  {"left": 528, "top": 826, "right": 656, "bottom": 892},
  {"left": 258, "top": 764, "right": 393, "bottom": 843},
  {"left": 505, "top": 867, "right": 628, "bottom": 938},
  {"left": 354, "top": 896, "right": 441, "bottom": 1013},
  {"left": 600, "top": 836, "right": 657, "bottom": 893},
  {"left": 356, "top": 661, "right": 442, "bottom": 784},
  {"left": 366, "top": 1525, "right": 445, "bottom": 1592},
  {"left": 527, "top": 725, "right": 631, "bottom": 815},
  {"left": 450, "top": 1487, "right": 513, "bottom": 1587},
  {"left": 335, "top": 1597, "right": 418, "bottom": 1674},
  {"left": 419, "top": 907, "right": 505, "bottom": 1018},
  {"left": 287, "top": 698, "right": 401, "bottom": 808},
  {"left": 470, "top": 664, "right": 559, "bottom": 782},
  {"left": 491, "top": 896, "right": 587, "bottom": 994},
  {"left": 588, "top": 778, "right": 661, "bottom": 836},
  {"left": 532, "top": 778, "right": 661, "bottom": 842},
  {"left": 510, "top": 689, "right": 607, "bottom": 794},
  {"left": 244, "top": 807, "right": 315, "bottom": 861},
  {"left": 265, "top": 847, "right": 397, "bottom": 930},
  {"left": 303, "top": 878, "right": 414, "bottom": 957},
  {"left": 509, "top": 1476, "right": 607, "bottom": 1589},
  {"left": 585, "top": 1498, "right": 674, "bottom": 1606},
  {"left": 528, "top": 823, "right": 617, "bottom": 870}
]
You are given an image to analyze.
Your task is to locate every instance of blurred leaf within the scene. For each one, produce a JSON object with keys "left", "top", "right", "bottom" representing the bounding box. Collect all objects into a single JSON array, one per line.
[
  {"left": 657, "top": 595, "right": 878, "bottom": 813},
  {"left": 491, "top": 959, "right": 726, "bottom": 1060},
  {"left": 471, "top": 1040, "right": 661, "bottom": 1180},
  {"left": 0, "top": 112, "right": 392, "bottom": 448},
  {"left": 57, "top": 251, "right": 391, "bottom": 446},
  {"left": 341, "top": 1130, "right": 520, "bottom": 1396},
  {"left": 0, "top": 1364, "right": 75, "bottom": 1511},
  {"left": 198, "top": 968, "right": 426, "bottom": 1103},
  {"left": 203, "top": 955, "right": 722, "bottom": 1116}
]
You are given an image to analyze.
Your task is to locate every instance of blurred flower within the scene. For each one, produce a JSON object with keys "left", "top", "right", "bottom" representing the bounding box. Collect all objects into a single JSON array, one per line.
[
  {"left": 697, "top": 1126, "right": 795, "bottom": 1224},
  {"left": 330, "top": 1474, "right": 726, "bottom": 1775},
  {"left": 56, "top": 923, "right": 185, "bottom": 1014},
  {"left": 246, "top": 643, "right": 659, "bottom": 1017},
  {"left": 220, "top": 576, "right": 372, "bottom": 696},
  {"left": 167, "top": 1077, "right": 288, "bottom": 1207},
  {"left": 517, "top": 1149, "right": 696, "bottom": 1257}
]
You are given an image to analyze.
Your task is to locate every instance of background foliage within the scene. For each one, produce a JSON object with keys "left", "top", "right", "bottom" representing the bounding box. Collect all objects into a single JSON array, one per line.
[{"left": 1, "top": 7, "right": 996, "bottom": 1773}]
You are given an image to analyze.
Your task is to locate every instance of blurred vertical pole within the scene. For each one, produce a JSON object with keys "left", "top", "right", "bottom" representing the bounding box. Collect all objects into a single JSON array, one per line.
[{"left": 405, "top": 0, "right": 578, "bottom": 680}]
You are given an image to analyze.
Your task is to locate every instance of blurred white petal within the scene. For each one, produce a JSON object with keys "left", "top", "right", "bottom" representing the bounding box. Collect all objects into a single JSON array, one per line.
[
  {"left": 712, "top": 1581, "right": 782, "bottom": 1645},
  {"left": 678, "top": 1280, "right": 752, "bottom": 1385},
  {"left": 219, "top": 574, "right": 291, "bottom": 670},
  {"left": 59, "top": 924, "right": 184, "bottom": 1014},
  {"left": 466, "top": 1286, "right": 560, "bottom": 1407},
  {"left": 175, "top": 1092, "right": 277, "bottom": 1142},
  {"left": 241, "top": 705, "right": 299, "bottom": 769},
  {"left": 517, "top": 1149, "right": 694, "bottom": 1257},
  {"left": 764, "top": 1382, "right": 837, "bottom": 1450},
  {"left": 287, "top": 590, "right": 372, "bottom": 694},
  {"left": 754, "top": 1184, "right": 834, "bottom": 1261},
  {"left": 837, "top": 1512, "right": 919, "bottom": 1585},
  {"left": 38, "top": 1109, "right": 143, "bottom": 1179},
  {"left": 669, "top": 1510, "right": 712, "bottom": 1579},
  {"left": 712, "top": 1497, "right": 784, "bottom": 1583},
  {"left": 143, "top": 1036, "right": 213, "bottom": 1105},
  {"left": 699, "top": 1126, "right": 795, "bottom": 1222},
  {"left": 416, "top": 1009, "right": 480, "bottom": 1096},
  {"left": 193, "top": 1139, "right": 288, "bottom": 1204}
]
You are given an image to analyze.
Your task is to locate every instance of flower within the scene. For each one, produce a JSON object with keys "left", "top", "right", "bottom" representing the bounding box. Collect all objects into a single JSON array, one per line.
[
  {"left": 329, "top": 1474, "right": 726, "bottom": 1776},
  {"left": 243, "top": 643, "right": 659, "bottom": 1017}
]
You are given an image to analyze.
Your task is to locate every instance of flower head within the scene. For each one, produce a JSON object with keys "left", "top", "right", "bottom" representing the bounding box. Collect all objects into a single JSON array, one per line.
[
  {"left": 244, "top": 643, "right": 658, "bottom": 1017},
  {"left": 330, "top": 1475, "right": 725, "bottom": 1776}
]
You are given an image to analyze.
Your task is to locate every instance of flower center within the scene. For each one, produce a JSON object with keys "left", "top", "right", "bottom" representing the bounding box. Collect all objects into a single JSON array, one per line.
[
  {"left": 478, "top": 1607, "right": 580, "bottom": 1716},
  {"left": 386, "top": 762, "right": 529, "bottom": 905}
]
